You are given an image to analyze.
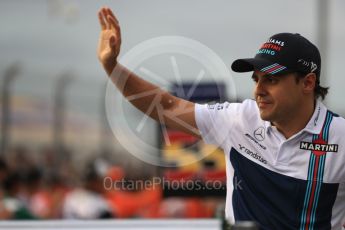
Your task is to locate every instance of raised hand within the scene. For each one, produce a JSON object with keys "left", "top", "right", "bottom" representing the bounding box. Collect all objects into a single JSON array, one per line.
[{"left": 97, "top": 7, "right": 121, "bottom": 72}]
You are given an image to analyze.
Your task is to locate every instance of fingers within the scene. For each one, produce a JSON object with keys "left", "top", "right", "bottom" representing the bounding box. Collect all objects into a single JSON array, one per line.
[
  {"left": 104, "top": 8, "right": 120, "bottom": 33},
  {"left": 106, "top": 8, "right": 119, "bottom": 25},
  {"left": 98, "top": 11, "right": 106, "bottom": 30},
  {"left": 107, "top": 15, "right": 119, "bottom": 32},
  {"left": 106, "top": 14, "right": 121, "bottom": 46},
  {"left": 102, "top": 7, "right": 121, "bottom": 45},
  {"left": 98, "top": 7, "right": 120, "bottom": 31}
]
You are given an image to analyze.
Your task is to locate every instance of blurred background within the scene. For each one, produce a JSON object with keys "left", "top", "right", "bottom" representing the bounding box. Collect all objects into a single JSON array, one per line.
[{"left": 0, "top": 0, "right": 344, "bottom": 220}]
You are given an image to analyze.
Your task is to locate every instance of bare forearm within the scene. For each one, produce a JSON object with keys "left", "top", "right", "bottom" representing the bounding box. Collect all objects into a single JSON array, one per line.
[
  {"left": 104, "top": 63, "right": 200, "bottom": 137},
  {"left": 107, "top": 63, "right": 179, "bottom": 121}
]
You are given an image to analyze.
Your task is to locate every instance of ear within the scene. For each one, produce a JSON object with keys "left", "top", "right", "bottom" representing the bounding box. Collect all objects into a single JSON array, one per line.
[{"left": 302, "top": 73, "right": 316, "bottom": 94}]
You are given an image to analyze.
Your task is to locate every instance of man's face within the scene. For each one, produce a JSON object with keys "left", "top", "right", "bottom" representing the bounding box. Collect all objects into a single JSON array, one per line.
[{"left": 252, "top": 71, "right": 304, "bottom": 123}]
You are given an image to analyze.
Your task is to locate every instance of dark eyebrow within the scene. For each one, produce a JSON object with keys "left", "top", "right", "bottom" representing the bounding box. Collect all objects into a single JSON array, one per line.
[{"left": 252, "top": 72, "right": 277, "bottom": 80}]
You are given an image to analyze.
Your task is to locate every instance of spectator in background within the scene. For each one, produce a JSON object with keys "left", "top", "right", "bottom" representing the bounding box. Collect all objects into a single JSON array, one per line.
[
  {"left": 1, "top": 172, "right": 36, "bottom": 219},
  {"left": 28, "top": 169, "right": 68, "bottom": 219},
  {"left": 62, "top": 166, "right": 113, "bottom": 219},
  {"left": 0, "top": 159, "right": 11, "bottom": 219}
]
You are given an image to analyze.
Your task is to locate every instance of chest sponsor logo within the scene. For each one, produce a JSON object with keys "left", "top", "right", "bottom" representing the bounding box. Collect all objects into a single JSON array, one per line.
[
  {"left": 238, "top": 144, "right": 267, "bottom": 164},
  {"left": 254, "top": 127, "right": 265, "bottom": 141},
  {"left": 300, "top": 139, "right": 338, "bottom": 156},
  {"left": 244, "top": 133, "right": 267, "bottom": 150}
]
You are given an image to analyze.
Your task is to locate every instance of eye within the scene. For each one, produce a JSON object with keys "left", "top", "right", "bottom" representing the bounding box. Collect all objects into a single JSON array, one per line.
[
  {"left": 267, "top": 76, "right": 278, "bottom": 84},
  {"left": 251, "top": 75, "right": 258, "bottom": 83}
]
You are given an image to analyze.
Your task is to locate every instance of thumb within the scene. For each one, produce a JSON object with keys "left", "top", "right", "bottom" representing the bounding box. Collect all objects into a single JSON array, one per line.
[{"left": 109, "top": 36, "right": 116, "bottom": 50}]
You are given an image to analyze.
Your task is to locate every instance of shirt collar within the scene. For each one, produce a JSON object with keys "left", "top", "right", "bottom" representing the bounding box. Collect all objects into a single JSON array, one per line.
[
  {"left": 303, "top": 100, "right": 327, "bottom": 134},
  {"left": 264, "top": 100, "right": 327, "bottom": 135}
]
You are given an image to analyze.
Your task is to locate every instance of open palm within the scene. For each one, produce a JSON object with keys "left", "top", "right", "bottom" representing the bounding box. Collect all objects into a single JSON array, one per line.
[{"left": 97, "top": 7, "right": 121, "bottom": 67}]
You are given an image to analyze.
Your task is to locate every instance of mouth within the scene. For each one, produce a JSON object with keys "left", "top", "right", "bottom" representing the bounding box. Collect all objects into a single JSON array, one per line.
[{"left": 257, "top": 101, "right": 272, "bottom": 109}]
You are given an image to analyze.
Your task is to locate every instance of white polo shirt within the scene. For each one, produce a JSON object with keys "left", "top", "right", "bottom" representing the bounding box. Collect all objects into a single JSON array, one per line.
[{"left": 195, "top": 99, "right": 345, "bottom": 230}]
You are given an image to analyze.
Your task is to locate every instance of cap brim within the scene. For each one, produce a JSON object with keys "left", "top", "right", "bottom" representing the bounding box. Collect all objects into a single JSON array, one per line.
[
  {"left": 231, "top": 58, "right": 292, "bottom": 76},
  {"left": 231, "top": 58, "right": 274, "bottom": 73}
]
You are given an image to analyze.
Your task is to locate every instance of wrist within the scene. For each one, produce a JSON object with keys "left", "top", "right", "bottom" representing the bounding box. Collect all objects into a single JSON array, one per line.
[{"left": 103, "top": 60, "right": 118, "bottom": 76}]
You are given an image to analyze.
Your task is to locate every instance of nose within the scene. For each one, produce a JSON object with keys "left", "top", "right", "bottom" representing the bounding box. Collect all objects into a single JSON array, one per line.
[{"left": 254, "top": 79, "right": 267, "bottom": 98}]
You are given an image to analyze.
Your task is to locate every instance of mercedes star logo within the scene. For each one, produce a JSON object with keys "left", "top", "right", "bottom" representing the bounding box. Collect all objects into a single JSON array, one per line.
[{"left": 254, "top": 127, "right": 265, "bottom": 141}]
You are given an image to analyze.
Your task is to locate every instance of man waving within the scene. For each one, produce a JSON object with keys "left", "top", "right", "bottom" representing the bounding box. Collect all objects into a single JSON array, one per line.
[{"left": 97, "top": 7, "right": 345, "bottom": 229}]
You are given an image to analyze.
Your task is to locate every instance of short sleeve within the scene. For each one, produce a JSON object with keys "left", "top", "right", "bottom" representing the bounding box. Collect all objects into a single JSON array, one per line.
[{"left": 195, "top": 101, "right": 241, "bottom": 150}]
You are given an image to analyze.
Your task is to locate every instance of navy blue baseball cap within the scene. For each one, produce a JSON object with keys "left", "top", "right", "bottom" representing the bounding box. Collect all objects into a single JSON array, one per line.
[{"left": 231, "top": 33, "right": 321, "bottom": 80}]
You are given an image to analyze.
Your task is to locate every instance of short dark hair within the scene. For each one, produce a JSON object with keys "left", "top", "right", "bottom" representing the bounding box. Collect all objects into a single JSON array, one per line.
[{"left": 294, "top": 72, "right": 329, "bottom": 100}]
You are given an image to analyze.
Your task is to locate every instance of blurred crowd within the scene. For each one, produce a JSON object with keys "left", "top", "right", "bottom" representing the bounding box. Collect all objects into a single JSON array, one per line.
[{"left": 0, "top": 145, "right": 225, "bottom": 220}]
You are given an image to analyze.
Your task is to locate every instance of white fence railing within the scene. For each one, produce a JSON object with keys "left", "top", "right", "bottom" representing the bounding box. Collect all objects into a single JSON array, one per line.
[{"left": 0, "top": 219, "right": 221, "bottom": 230}]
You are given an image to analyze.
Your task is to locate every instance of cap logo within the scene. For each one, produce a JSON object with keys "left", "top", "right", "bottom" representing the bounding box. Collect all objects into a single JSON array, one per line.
[
  {"left": 260, "top": 63, "right": 287, "bottom": 75},
  {"left": 257, "top": 39, "right": 285, "bottom": 56},
  {"left": 298, "top": 59, "right": 318, "bottom": 72},
  {"left": 266, "top": 38, "right": 285, "bottom": 46},
  {"left": 311, "top": 62, "right": 318, "bottom": 72}
]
